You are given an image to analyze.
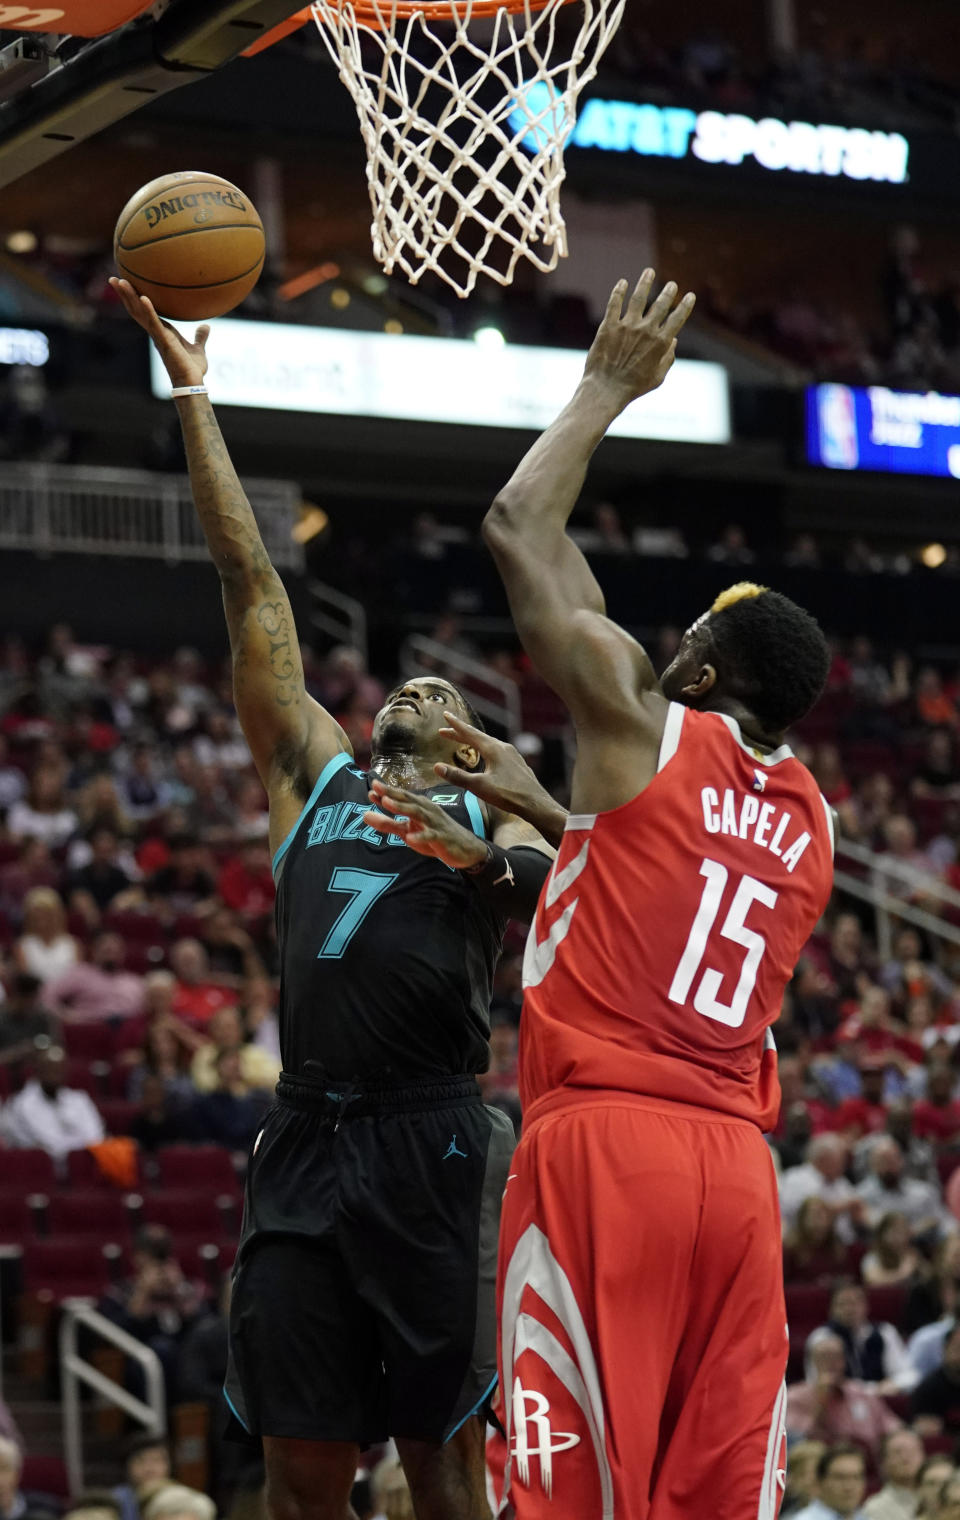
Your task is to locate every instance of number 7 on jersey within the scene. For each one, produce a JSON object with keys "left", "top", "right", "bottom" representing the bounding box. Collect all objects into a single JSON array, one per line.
[{"left": 669, "top": 858, "right": 778, "bottom": 1029}]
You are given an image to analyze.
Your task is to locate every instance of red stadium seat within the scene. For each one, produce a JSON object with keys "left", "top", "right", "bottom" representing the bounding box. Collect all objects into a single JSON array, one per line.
[
  {"left": 0, "top": 1191, "right": 36, "bottom": 1244},
  {"left": 46, "top": 1191, "right": 132, "bottom": 1237},
  {"left": 0, "top": 1149, "right": 56, "bottom": 1190},
  {"left": 20, "top": 1456, "right": 69, "bottom": 1499},
  {"left": 62, "top": 1057, "right": 108, "bottom": 1097},
  {"left": 784, "top": 1282, "right": 831, "bottom": 1330},
  {"left": 866, "top": 1284, "right": 907, "bottom": 1330},
  {"left": 61, "top": 1024, "right": 117, "bottom": 1062},
  {"left": 123, "top": 941, "right": 169, "bottom": 974},
  {"left": 21, "top": 1237, "right": 113, "bottom": 1298},
  {"left": 156, "top": 1145, "right": 237, "bottom": 1192},
  {"left": 140, "top": 1190, "right": 230, "bottom": 1235},
  {"left": 103, "top": 909, "right": 167, "bottom": 941},
  {"left": 98, "top": 1098, "right": 140, "bottom": 1136}
]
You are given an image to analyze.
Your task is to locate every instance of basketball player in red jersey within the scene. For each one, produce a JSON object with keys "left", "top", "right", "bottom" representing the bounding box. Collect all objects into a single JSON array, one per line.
[{"left": 387, "top": 271, "right": 834, "bottom": 1519}]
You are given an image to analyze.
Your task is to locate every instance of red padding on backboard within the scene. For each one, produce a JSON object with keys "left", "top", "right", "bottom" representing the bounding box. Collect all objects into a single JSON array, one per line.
[
  {"left": 242, "top": 7, "right": 312, "bottom": 55},
  {"left": 0, "top": 1, "right": 155, "bottom": 36}
]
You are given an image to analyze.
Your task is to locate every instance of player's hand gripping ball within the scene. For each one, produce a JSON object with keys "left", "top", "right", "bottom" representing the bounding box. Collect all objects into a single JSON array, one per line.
[{"left": 114, "top": 170, "right": 265, "bottom": 321}]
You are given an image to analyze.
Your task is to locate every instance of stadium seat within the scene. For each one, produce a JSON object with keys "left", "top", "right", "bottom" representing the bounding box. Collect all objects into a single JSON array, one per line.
[
  {"left": 784, "top": 1282, "right": 832, "bottom": 1330},
  {"left": 61, "top": 1024, "right": 117, "bottom": 1062},
  {"left": 20, "top": 1456, "right": 69, "bottom": 1499},
  {"left": 140, "top": 1189, "right": 230, "bottom": 1235},
  {"left": 21, "top": 1237, "right": 114, "bottom": 1298},
  {"left": 63, "top": 1057, "right": 108, "bottom": 1097},
  {"left": 156, "top": 1145, "right": 237, "bottom": 1192},
  {"left": 0, "top": 1190, "right": 36, "bottom": 1244},
  {"left": 103, "top": 908, "right": 167, "bottom": 941},
  {"left": 123, "top": 941, "right": 170, "bottom": 974},
  {"left": 98, "top": 1098, "right": 140, "bottom": 1136},
  {"left": 866, "top": 1283, "right": 907, "bottom": 1329},
  {"left": 46, "top": 1191, "right": 132, "bottom": 1237},
  {"left": 0, "top": 1149, "right": 56, "bottom": 1190}
]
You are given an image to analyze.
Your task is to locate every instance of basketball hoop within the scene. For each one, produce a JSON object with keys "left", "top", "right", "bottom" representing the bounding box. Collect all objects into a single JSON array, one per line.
[{"left": 310, "top": 0, "right": 625, "bottom": 297}]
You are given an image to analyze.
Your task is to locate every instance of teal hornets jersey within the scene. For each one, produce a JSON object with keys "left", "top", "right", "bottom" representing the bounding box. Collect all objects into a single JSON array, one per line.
[{"left": 272, "top": 752, "right": 506, "bottom": 1081}]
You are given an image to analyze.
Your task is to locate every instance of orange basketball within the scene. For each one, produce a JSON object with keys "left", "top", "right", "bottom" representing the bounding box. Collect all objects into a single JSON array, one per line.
[{"left": 114, "top": 171, "right": 265, "bottom": 321}]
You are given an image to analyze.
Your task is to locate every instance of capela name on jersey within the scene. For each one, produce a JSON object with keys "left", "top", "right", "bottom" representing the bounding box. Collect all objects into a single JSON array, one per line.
[{"left": 699, "top": 787, "right": 811, "bottom": 872}]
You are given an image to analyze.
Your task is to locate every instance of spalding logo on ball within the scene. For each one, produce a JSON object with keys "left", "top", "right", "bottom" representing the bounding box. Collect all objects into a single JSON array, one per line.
[{"left": 114, "top": 171, "right": 265, "bottom": 321}]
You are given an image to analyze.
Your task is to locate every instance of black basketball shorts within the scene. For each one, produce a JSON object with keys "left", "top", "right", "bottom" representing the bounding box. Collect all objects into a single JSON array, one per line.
[{"left": 224, "top": 1072, "right": 516, "bottom": 1446}]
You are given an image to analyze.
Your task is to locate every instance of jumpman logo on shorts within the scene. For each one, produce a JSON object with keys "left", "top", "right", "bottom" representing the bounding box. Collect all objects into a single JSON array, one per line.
[{"left": 443, "top": 1135, "right": 468, "bottom": 1160}]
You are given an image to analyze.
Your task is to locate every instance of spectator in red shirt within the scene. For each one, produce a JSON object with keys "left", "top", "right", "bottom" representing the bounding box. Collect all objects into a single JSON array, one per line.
[
  {"left": 912, "top": 1065, "right": 960, "bottom": 1146},
  {"left": 168, "top": 938, "right": 235, "bottom": 1028},
  {"left": 832, "top": 1059, "right": 891, "bottom": 1140},
  {"left": 837, "top": 986, "right": 901, "bottom": 1058},
  {"left": 217, "top": 840, "right": 274, "bottom": 922}
]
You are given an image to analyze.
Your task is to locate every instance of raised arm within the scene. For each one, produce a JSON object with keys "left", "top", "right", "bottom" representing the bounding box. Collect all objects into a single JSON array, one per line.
[
  {"left": 110, "top": 280, "right": 348, "bottom": 840},
  {"left": 481, "top": 271, "right": 695, "bottom": 726}
]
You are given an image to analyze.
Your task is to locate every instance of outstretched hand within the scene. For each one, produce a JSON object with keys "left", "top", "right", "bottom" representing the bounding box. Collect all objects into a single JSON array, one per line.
[
  {"left": 109, "top": 276, "right": 209, "bottom": 390},
  {"left": 434, "top": 712, "right": 546, "bottom": 816},
  {"left": 584, "top": 269, "right": 696, "bottom": 408},
  {"left": 363, "top": 779, "right": 489, "bottom": 871}
]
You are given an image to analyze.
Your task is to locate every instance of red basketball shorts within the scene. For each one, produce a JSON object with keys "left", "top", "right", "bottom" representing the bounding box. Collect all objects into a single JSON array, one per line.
[{"left": 497, "top": 1092, "right": 788, "bottom": 1520}]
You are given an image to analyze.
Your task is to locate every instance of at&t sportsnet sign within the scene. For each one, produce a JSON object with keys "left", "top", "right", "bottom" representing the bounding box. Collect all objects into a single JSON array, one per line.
[
  {"left": 807, "top": 384, "right": 960, "bottom": 477},
  {"left": 510, "top": 87, "right": 910, "bottom": 185}
]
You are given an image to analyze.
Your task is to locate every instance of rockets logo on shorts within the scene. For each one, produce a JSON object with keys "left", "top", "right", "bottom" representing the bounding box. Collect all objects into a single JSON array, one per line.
[{"left": 511, "top": 1384, "right": 580, "bottom": 1498}]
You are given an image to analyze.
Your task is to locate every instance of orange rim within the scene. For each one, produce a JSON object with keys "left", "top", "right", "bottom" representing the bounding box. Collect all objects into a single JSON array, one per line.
[{"left": 317, "top": 0, "right": 574, "bottom": 24}]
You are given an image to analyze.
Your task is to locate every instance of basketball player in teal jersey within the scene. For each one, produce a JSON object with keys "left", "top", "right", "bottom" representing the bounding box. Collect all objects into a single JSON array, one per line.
[{"left": 110, "top": 277, "right": 556, "bottom": 1520}]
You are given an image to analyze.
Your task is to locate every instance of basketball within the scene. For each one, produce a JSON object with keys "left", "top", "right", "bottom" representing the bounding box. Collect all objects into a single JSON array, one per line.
[{"left": 113, "top": 171, "right": 265, "bottom": 321}]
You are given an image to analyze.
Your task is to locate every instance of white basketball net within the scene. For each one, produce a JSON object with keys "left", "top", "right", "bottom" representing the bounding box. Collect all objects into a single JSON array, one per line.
[{"left": 310, "top": 0, "right": 625, "bottom": 297}]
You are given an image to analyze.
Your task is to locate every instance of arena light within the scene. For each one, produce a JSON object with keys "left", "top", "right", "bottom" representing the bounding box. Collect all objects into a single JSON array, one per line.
[
  {"left": 150, "top": 319, "right": 730, "bottom": 444},
  {"left": 473, "top": 326, "right": 506, "bottom": 350},
  {"left": 509, "top": 88, "right": 910, "bottom": 185},
  {"left": 921, "top": 543, "right": 948, "bottom": 569},
  {"left": 0, "top": 328, "right": 48, "bottom": 365},
  {"left": 6, "top": 229, "right": 37, "bottom": 253},
  {"left": 807, "top": 383, "right": 960, "bottom": 477}
]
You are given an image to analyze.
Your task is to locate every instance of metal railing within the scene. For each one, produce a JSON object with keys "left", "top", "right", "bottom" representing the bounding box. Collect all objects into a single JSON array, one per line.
[
  {"left": 401, "top": 633, "right": 522, "bottom": 737},
  {"left": 0, "top": 463, "right": 302, "bottom": 568},
  {"left": 308, "top": 580, "right": 369, "bottom": 667},
  {"left": 834, "top": 835, "right": 960, "bottom": 961},
  {"left": 60, "top": 1300, "right": 165, "bottom": 1495}
]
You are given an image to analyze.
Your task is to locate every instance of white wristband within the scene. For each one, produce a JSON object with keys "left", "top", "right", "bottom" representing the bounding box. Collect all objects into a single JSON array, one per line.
[{"left": 171, "top": 385, "right": 208, "bottom": 399}]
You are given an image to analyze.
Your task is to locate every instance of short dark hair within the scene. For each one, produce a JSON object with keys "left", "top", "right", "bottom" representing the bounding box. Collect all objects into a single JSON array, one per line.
[
  {"left": 124, "top": 1433, "right": 169, "bottom": 1462},
  {"left": 818, "top": 1443, "right": 866, "bottom": 1481},
  {"left": 702, "top": 584, "right": 829, "bottom": 734}
]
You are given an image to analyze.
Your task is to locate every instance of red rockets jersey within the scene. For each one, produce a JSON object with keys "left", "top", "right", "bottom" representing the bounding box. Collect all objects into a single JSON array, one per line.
[{"left": 520, "top": 703, "right": 835, "bottom": 1131}]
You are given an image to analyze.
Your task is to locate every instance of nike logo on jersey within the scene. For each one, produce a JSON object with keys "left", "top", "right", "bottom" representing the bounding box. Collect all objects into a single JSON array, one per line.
[{"left": 700, "top": 787, "right": 811, "bottom": 872}]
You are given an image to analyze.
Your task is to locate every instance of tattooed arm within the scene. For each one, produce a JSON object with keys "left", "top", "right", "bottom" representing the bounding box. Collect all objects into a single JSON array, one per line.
[{"left": 110, "top": 280, "right": 349, "bottom": 824}]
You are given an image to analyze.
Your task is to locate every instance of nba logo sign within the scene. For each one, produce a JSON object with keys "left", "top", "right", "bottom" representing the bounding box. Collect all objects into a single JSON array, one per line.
[{"left": 817, "top": 384, "right": 859, "bottom": 470}]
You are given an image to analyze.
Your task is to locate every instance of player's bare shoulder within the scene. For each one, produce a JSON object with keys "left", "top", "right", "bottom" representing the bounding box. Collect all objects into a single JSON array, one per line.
[{"left": 266, "top": 697, "right": 353, "bottom": 863}]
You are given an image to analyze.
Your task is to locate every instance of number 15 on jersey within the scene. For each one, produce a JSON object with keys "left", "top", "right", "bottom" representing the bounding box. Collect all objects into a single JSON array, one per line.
[{"left": 668, "top": 858, "right": 778, "bottom": 1030}]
